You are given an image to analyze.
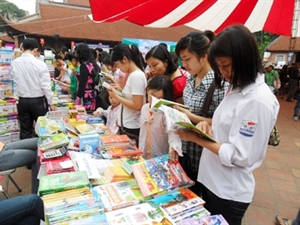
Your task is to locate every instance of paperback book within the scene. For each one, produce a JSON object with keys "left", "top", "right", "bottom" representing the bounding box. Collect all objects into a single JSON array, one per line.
[
  {"left": 38, "top": 132, "right": 69, "bottom": 151},
  {"left": 105, "top": 203, "right": 170, "bottom": 225},
  {"left": 176, "top": 214, "right": 228, "bottom": 225},
  {"left": 78, "top": 132, "right": 101, "bottom": 156},
  {"left": 100, "top": 134, "right": 131, "bottom": 147},
  {"left": 106, "top": 145, "right": 143, "bottom": 158},
  {"left": 91, "top": 179, "right": 144, "bottom": 212},
  {"left": 131, "top": 154, "right": 194, "bottom": 197},
  {"left": 150, "top": 95, "right": 189, "bottom": 113},
  {"left": 39, "top": 171, "right": 90, "bottom": 196}
]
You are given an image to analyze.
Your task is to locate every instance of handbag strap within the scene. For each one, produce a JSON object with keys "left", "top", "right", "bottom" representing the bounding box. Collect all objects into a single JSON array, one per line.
[
  {"left": 202, "top": 80, "right": 216, "bottom": 118},
  {"left": 120, "top": 105, "right": 124, "bottom": 129}
]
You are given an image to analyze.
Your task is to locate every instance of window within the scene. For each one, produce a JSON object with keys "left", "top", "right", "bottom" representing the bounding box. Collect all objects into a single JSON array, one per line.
[{"left": 275, "top": 54, "right": 285, "bottom": 62}]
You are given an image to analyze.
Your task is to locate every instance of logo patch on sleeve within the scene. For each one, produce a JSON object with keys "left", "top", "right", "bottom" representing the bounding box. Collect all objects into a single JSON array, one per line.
[{"left": 239, "top": 120, "right": 257, "bottom": 137}]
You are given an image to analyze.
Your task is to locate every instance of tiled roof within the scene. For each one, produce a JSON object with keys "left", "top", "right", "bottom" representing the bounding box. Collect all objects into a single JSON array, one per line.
[
  {"left": 266, "top": 36, "right": 300, "bottom": 51},
  {"left": 0, "top": 34, "right": 14, "bottom": 43},
  {"left": 65, "top": 0, "right": 90, "bottom": 7},
  {"left": 2, "top": 2, "right": 199, "bottom": 43}
]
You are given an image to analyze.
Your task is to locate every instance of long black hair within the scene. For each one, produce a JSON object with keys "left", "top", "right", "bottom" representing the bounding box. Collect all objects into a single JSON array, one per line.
[
  {"left": 145, "top": 45, "right": 177, "bottom": 75},
  {"left": 110, "top": 43, "right": 145, "bottom": 71},
  {"left": 147, "top": 75, "right": 174, "bottom": 101},
  {"left": 208, "top": 25, "right": 264, "bottom": 89}
]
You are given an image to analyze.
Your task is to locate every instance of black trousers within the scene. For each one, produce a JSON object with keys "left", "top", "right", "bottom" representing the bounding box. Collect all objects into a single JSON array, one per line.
[
  {"left": 202, "top": 185, "right": 250, "bottom": 225},
  {"left": 179, "top": 153, "right": 202, "bottom": 197},
  {"left": 17, "top": 96, "right": 49, "bottom": 140}
]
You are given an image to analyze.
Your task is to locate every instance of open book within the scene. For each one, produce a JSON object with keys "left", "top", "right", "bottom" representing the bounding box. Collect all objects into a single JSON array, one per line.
[
  {"left": 150, "top": 96, "right": 189, "bottom": 113},
  {"left": 157, "top": 103, "right": 215, "bottom": 143}
]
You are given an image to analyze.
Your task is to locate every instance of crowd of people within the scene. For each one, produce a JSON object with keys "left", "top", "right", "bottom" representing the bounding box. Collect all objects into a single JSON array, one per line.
[{"left": 1, "top": 24, "right": 300, "bottom": 225}]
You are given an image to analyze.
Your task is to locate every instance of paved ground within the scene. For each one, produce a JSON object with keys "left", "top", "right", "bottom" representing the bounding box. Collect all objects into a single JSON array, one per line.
[{"left": 1, "top": 95, "right": 299, "bottom": 224}]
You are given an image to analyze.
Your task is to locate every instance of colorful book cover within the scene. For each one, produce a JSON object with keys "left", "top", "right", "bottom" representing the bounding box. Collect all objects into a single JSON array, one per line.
[
  {"left": 39, "top": 171, "right": 90, "bottom": 196},
  {"left": 104, "top": 166, "right": 132, "bottom": 182},
  {"left": 75, "top": 123, "right": 104, "bottom": 134},
  {"left": 38, "top": 132, "right": 69, "bottom": 151},
  {"left": 147, "top": 188, "right": 205, "bottom": 217},
  {"left": 176, "top": 214, "right": 228, "bottom": 225},
  {"left": 45, "top": 154, "right": 74, "bottom": 175},
  {"left": 105, "top": 203, "right": 168, "bottom": 225},
  {"left": 150, "top": 95, "right": 189, "bottom": 113},
  {"left": 91, "top": 179, "right": 144, "bottom": 212},
  {"left": 78, "top": 132, "right": 100, "bottom": 155},
  {"left": 168, "top": 206, "right": 210, "bottom": 223},
  {"left": 106, "top": 145, "right": 143, "bottom": 158},
  {"left": 131, "top": 154, "right": 195, "bottom": 197},
  {"left": 101, "top": 135, "right": 131, "bottom": 147}
]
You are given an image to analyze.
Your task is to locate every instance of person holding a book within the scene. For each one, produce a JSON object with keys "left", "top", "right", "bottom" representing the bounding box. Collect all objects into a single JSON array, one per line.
[
  {"left": 74, "top": 43, "right": 100, "bottom": 113},
  {"left": 139, "top": 75, "right": 182, "bottom": 160},
  {"left": 0, "top": 194, "right": 44, "bottom": 225},
  {"left": 146, "top": 45, "right": 187, "bottom": 104},
  {"left": 109, "top": 44, "right": 147, "bottom": 145},
  {"left": 0, "top": 138, "right": 39, "bottom": 194},
  {"left": 93, "top": 95, "right": 121, "bottom": 134},
  {"left": 174, "top": 31, "right": 229, "bottom": 195},
  {"left": 175, "top": 25, "right": 279, "bottom": 225}
]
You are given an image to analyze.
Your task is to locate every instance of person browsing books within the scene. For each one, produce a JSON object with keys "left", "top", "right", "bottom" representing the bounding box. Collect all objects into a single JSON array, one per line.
[
  {"left": 139, "top": 75, "right": 182, "bottom": 160},
  {"left": 174, "top": 31, "right": 229, "bottom": 195},
  {"left": 109, "top": 44, "right": 147, "bottom": 144},
  {"left": 93, "top": 95, "right": 121, "bottom": 134},
  {"left": 146, "top": 45, "right": 187, "bottom": 104},
  {"left": 175, "top": 25, "right": 280, "bottom": 225}
]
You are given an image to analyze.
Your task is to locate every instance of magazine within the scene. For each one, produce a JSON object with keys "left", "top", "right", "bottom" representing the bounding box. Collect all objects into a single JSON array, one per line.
[
  {"left": 150, "top": 96, "right": 189, "bottom": 113},
  {"left": 131, "top": 154, "right": 194, "bottom": 197}
]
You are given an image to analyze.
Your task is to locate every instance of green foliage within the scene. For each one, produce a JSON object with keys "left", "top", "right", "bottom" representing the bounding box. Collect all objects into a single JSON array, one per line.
[
  {"left": 0, "top": 0, "right": 26, "bottom": 33},
  {"left": 253, "top": 31, "right": 279, "bottom": 59}
]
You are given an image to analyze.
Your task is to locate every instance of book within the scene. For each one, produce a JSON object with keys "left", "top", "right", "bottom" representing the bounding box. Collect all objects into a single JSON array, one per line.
[
  {"left": 105, "top": 202, "right": 169, "bottom": 225},
  {"left": 150, "top": 95, "right": 189, "bottom": 113},
  {"left": 100, "top": 134, "right": 131, "bottom": 147},
  {"left": 38, "top": 171, "right": 90, "bottom": 196},
  {"left": 131, "top": 154, "right": 195, "bottom": 197},
  {"left": 106, "top": 145, "right": 143, "bottom": 158},
  {"left": 147, "top": 188, "right": 205, "bottom": 217},
  {"left": 45, "top": 154, "right": 74, "bottom": 174},
  {"left": 75, "top": 123, "right": 104, "bottom": 134},
  {"left": 176, "top": 214, "right": 228, "bottom": 225},
  {"left": 36, "top": 116, "right": 61, "bottom": 138},
  {"left": 159, "top": 104, "right": 216, "bottom": 142},
  {"left": 38, "top": 132, "right": 70, "bottom": 151},
  {"left": 69, "top": 151, "right": 101, "bottom": 179},
  {"left": 78, "top": 132, "right": 101, "bottom": 156},
  {"left": 104, "top": 166, "right": 132, "bottom": 183},
  {"left": 91, "top": 179, "right": 144, "bottom": 212}
]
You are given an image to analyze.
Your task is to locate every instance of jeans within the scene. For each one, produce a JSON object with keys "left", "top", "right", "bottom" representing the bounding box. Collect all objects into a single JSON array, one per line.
[
  {"left": 0, "top": 138, "right": 39, "bottom": 193},
  {"left": 0, "top": 194, "right": 44, "bottom": 225},
  {"left": 294, "top": 94, "right": 300, "bottom": 117},
  {"left": 293, "top": 208, "right": 300, "bottom": 225}
]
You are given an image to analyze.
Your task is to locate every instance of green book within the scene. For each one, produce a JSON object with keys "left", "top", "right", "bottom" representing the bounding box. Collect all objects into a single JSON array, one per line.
[
  {"left": 38, "top": 132, "right": 69, "bottom": 151},
  {"left": 39, "top": 171, "right": 90, "bottom": 196}
]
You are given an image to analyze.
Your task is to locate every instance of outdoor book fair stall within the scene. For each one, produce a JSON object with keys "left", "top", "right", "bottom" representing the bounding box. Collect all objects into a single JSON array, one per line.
[{"left": 1, "top": 47, "right": 228, "bottom": 225}]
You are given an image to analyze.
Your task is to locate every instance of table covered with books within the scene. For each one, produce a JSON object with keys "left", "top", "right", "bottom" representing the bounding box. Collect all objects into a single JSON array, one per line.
[{"left": 35, "top": 105, "right": 228, "bottom": 225}]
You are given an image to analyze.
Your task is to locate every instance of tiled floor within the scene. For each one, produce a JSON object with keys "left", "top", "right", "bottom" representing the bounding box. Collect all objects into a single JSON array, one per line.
[{"left": 1, "top": 96, "right": 299, "bottom": 224}]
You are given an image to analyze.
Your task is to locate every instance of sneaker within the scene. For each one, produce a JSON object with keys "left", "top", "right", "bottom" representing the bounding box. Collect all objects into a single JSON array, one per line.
[{"left": 294, "top": 116, "right": 298, "bottom": 121}]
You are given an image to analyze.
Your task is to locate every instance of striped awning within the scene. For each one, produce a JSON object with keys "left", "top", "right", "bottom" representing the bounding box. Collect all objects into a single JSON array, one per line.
[{"left": 89, "top": 0, "right": 296, "bottom": 36}]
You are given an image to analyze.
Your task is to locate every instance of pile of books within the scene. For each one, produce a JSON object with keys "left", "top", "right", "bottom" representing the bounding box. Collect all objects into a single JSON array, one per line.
[{"left": 37, "top": 103, "right": 228, "bottom": 224}]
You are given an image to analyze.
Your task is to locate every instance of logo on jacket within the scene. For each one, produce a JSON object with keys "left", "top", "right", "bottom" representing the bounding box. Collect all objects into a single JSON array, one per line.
[{"left": 239, "top": 120, "right": 257, "bottom": 137}]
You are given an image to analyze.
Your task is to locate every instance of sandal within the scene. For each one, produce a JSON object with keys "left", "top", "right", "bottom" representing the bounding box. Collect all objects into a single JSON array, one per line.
[{"left": 275, "top": 215, "right": 291, "bottom": 225}]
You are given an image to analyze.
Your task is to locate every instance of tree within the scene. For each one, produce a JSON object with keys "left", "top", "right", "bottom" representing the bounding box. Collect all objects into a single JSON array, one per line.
[
  {"left": 0, "top": 0, "right": 26, "bottom": 33},
  {"left": 253, "top": 31, "right": 279, "bottom": 60}
]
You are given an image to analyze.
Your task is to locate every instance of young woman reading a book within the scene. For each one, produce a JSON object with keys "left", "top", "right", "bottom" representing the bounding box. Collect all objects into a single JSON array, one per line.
[
  {"left": 139, "top": 75, "right": 182, "bottom": 160},
  {"left": 146, "top": 45, "right": 187, "bottom": 104},
  {"left": 176, "top": 25, "right": 280, "bottom": 225},
  {"left": 174, "top": 31, "right": 228, "bottom": 195},
  {"left": 109, "top": 44, "right": 147, "bottom": 144}
]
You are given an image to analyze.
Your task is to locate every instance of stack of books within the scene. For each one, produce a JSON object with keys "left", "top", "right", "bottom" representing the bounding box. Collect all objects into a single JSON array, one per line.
[
  {"left": 104, "top": 165, "right": 132, "bottom": 182},
  {"left": 100, "top": 134, "right": 131, "bottom": 148}
]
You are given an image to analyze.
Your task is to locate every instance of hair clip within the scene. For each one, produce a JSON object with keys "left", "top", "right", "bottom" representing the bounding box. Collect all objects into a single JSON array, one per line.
[{"left": 128, "top": 45, "right": 132, "bottom": 50}]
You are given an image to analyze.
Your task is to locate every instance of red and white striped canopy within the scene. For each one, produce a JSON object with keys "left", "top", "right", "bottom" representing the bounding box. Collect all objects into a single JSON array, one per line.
[{"left": 89, "top": 0, "right": 295, "bottom": 36}]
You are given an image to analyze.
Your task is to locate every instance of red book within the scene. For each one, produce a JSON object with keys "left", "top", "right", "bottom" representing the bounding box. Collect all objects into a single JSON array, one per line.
[
  {"left": 45, "top": 154, "right": 74, "bottom": 174},
  {"left": 107, "top": 146, "right": 143, "bottom": 158}
]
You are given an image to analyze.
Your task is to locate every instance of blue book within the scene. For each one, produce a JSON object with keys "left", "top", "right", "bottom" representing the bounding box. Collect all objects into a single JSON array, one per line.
[{"left": 78, "top": 132, "right": 101, "bottom": 156}]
